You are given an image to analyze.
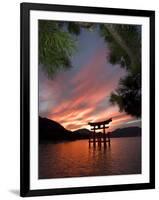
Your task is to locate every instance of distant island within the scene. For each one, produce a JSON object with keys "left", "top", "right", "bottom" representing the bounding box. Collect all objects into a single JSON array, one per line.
[{"left": 39, "top": 116, "right": 141, "bottom": 143}]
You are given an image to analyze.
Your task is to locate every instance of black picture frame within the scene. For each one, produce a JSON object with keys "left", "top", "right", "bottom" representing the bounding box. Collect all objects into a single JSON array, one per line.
[{"left": 20, "top": 2, "right": 155, "bottom": 197}]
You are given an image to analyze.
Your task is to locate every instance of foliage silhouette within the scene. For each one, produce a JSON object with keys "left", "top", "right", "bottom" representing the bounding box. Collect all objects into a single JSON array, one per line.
[
  {"left": 39, "top": 20, "right": 76, "bottom": 77},
  {"left": 100, "top": 24, "right": 141, "bottom": 117},
  {"left": 110, "top": 73, "right": 141, "bottom": 117}
]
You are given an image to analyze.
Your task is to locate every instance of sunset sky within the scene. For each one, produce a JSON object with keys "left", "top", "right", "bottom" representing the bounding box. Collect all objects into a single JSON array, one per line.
[{"left": 39, "top": 25, "right": 141, "bottom": 131}]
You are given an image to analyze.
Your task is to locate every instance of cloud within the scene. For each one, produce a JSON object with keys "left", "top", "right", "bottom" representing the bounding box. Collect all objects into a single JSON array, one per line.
[{"left": 39, "top": 47, "right": 135, "bottom": 131}]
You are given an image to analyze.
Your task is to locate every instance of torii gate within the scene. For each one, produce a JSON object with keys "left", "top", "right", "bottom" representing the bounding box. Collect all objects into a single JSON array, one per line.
[{"left": 88, "top": 118, "right": 112, "bottom": 147}]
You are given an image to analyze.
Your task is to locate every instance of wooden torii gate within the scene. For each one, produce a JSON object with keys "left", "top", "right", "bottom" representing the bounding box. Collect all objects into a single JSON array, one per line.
[{"left": 88, "top": 118, "right": 112, "bottom": 147}]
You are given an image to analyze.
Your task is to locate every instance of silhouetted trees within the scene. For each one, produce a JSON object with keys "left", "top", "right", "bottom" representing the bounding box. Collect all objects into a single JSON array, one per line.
[
  {"left": 39, "top": 20, "right": 77, "bottom": 76},
  {"left": 110, "top": 73, "right": 141, "bottom": 117},
  {"left": 100, "top": 24, "right": 141, "bottom": 117}
]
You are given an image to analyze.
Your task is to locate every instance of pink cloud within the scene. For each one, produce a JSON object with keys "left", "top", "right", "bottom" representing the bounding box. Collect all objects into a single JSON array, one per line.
[{"left": 39, "top": 48, "right": 130, "bottom": 131}]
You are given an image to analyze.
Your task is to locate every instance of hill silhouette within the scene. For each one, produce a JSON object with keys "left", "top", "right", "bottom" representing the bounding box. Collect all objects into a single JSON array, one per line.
[
  {"left": 109, "top": 127, "right": 141, "bottom": 138},
  {"left": 39, "top": 117, "right": 72, "bottom": 142},
  {"left": 39, "top": 116, "right": 141, "bottom": 143},
  {"left": 39, "top": 117, "right": 91, "bottom": 142}
]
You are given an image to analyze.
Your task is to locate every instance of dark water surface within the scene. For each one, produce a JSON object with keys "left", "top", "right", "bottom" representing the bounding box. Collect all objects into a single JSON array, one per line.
[{"left": 39, "top": 137, "right": 141, "bottom": 179}]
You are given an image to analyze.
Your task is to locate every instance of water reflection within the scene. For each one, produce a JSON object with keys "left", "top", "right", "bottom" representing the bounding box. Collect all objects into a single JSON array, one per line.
[
  {"left": 89, "top": 142, "right": 111, "bottom": 154},
  {"left": 39, "top": 137, "right": 141, "bottom": 179}
]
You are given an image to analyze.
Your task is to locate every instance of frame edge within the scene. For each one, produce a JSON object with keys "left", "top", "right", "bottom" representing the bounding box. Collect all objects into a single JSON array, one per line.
[{"left": 20, "top": 2, "right": 155, "bottom": 197}]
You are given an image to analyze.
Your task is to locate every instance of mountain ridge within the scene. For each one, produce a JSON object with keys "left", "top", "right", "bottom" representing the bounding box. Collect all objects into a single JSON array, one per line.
[{"left": 39, "top": 116, "right": 141, "bottom": 143}]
